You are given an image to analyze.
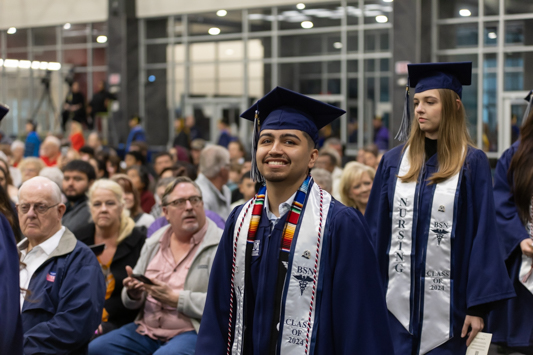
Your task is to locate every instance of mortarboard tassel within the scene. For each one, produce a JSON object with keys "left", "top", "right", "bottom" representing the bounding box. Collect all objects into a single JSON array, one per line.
[
  {"left": 522, "top": 90, "right": 533, "bottom": 126},
  {"left": 395, "top": 84, "right": 411, "bottom": 142},
  {"left": 250, "top": 109, "right": 264, "bottom": 184}
]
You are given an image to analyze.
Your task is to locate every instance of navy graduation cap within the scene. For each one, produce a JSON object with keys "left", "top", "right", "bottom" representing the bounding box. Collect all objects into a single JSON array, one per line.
[
  {"left": 523, "top": 89, "right": 533, "bottom": 125},
  {"left": 0, "top": 104, "right": 8, "bottom": 121},
  {"left": 396, "top": 61, "right": 472, "bottom": 141},
  {"left": 241, "top": 86, "right": 345, "bottom": 182}
]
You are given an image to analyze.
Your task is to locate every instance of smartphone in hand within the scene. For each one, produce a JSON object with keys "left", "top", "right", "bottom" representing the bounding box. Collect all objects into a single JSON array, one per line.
[{"left": 131, "top": 274, "right": 155, "bottom": 285}]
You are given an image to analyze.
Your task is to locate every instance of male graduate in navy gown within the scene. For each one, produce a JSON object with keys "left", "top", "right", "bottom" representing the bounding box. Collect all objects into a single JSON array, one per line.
[
  {"left": 365, "top": 62, "right": 515, "bottom": 354},
  {"left": 196, "top": 87, "right": 394, "bottom": 355},
  {"left": 0, "top": 104, "right": 23, "bottom": 355}
]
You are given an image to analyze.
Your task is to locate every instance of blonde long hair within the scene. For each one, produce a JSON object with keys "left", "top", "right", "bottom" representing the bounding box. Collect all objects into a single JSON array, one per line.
[
  {"left": 339, "top": 162, "right": 375, "bottom": 208},
  {"left": 399, "top": 89, "right": 472, "bottom": 185}
]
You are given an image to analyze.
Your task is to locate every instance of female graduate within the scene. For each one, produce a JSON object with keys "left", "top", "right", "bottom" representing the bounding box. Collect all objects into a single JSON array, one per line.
[
  {"left": 487, "top": 91, "right": 533, "bottom": 354},
  {"left": 365, "top": 62, "right": 514, "bottom": 355}
]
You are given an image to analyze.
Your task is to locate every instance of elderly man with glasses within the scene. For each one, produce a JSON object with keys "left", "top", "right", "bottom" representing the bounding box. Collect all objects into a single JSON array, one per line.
[
  {"left": 89, "top": 176, "right": 223, "bottom": 355},
  {"left": 17, "top": 176, "right": 105, "bottom": 355}
]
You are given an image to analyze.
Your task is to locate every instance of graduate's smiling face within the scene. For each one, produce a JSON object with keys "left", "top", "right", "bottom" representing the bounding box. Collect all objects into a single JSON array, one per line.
[
  {"left": 256, "top": 129, "right": 318, "bottom": 185},
  {"left": 413, "top": 89, "right": 442, "bottom": 139}
]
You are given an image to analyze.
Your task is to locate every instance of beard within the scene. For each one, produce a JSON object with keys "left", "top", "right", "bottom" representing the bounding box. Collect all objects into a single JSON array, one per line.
[{"left": 66, "top": 192, "right": 86, "bottom": 203}]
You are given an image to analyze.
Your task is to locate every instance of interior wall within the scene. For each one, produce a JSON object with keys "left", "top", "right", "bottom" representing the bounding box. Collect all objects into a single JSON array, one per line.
[
  {"left": 0, "top": 0, "right": 107, "bottom": 29},
  {"left": 137, "top": 0, "right": 333, "bottom": 18}
]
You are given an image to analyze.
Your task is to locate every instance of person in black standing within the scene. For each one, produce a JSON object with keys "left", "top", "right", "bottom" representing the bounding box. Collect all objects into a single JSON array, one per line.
[
  {"left": 62, "top": 81, "right": 87, "bottom": 131},
  {"left": 89, "top": 81, "right": 116, "bottom": 130}
]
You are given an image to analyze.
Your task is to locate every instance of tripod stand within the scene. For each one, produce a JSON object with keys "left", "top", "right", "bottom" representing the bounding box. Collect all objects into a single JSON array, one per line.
[{"left": 30, "top": 70, "right": 58, "bottom": 132}]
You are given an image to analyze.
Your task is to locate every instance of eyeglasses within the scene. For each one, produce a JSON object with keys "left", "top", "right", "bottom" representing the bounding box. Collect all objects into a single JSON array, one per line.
[
  {"left": 17, "top": 203, "right": 60, "bottom": 215},
  {"left": 163, "top": 196, "right": 202, "bottom": 209}
]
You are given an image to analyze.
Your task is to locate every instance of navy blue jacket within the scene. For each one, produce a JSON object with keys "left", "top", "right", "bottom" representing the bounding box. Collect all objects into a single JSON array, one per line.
[
  {"left": 487, "top": 141, "right": 533, "bottom": 350},
  {"left": 21, "top": 228, "right": 106, "bottom": 355},
  {"left": 196, "top": 181, "right": 394, "bottom": 354},
  {"left": 0, "top": 213, "right": 23, "bottom": 354},
  {"left": 366, "top": 144, "right": 515, "bottom": 354}
]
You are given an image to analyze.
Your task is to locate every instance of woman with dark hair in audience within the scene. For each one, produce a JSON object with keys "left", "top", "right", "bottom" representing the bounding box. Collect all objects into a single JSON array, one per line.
[
  {"left": 126, "top": 165, "right": 155, "bottom": 213},
  {"left": 0, "top": 183, "right": 22, "bottom": 243},
  {"left": 74, "top": 179, "right": 146, "bottom": 338},
  {"left": 106, "top": 155, "right": 122, "bottom": 178},
  {"left": 0, "top": 158, "right": 19, "bottom": 203},
  {"left": 111, "top": 174, "right": 155, "bottom": 230}
]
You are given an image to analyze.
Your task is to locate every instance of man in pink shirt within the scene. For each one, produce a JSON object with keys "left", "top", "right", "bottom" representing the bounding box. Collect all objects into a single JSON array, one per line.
[{"left": 89, "top": 177, "right": 223, "bottom": 355}]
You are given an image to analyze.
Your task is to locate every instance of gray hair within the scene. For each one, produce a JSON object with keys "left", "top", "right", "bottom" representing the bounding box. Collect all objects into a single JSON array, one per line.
[
  {"left": 311, "top": 168, "right": 333, "bottom": 193},
  {"left": 11, "top": 140, "right": 25, "bottom": 151},
  {"left": 43, "top": 135, "right": 61, "bottom": 147},
  {"left": 199, "top": 145, "right": 230, "bottom": 179},
  {"left": 161, "top": 176, "right": 202, "bottom": 205},
  {"left": 39, "top": 167, "right": 64, "bottom": 190},
  {"left": 19, "top": 176, "right": 62, "bottom": 203}
]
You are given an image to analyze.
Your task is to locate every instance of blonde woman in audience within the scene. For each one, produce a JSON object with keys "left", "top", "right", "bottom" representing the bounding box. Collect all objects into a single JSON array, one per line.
[
  {"left": 339, "top": 162, "right": 375, "bottom": 215},
  {"left": 18, "top": 157, "right": 45, "bottom": 185}
]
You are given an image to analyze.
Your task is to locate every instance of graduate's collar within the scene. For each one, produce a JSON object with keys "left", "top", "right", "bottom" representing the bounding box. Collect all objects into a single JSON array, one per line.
[{"left": 264, "top": 190, "right": 297, "bottom": 222}]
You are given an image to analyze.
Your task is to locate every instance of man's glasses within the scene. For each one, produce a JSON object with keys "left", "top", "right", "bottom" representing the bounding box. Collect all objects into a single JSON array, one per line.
[
  {"left": 17, "top": 203, "right": 60, "bottom": 215},
  {"left": 163, "top": 196, "right": 202, "bottom": 209}
]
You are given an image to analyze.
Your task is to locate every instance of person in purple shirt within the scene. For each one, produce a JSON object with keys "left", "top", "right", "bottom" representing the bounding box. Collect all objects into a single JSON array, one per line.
[{"left": 372, "top": 116, "right": 389, "bottom": 150}]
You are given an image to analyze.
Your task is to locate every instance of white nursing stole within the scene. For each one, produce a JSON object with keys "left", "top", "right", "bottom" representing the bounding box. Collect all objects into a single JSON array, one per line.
[
  {"left": 519, "top": 219, "right": 533, "bottom": 295},
  {"left": 388, "top": 147, "right": 461, "bottom": 355},
  {"left": 231, "top": 182, "right": 331, "bottom": 355}
]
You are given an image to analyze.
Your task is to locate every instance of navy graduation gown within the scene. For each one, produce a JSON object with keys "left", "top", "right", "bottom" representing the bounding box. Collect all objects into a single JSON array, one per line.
[
  {"left": 0, "top": 213, "right": 23, "bottom": 355},
  {"left": 487, "top": 141, "right": 533, "bottom": 350},
  {"left": 365, "top": 145, "right": 515, "bottom": 355},
  {"left": 196, "top": 183, "right": 394, "bottom": 354}
]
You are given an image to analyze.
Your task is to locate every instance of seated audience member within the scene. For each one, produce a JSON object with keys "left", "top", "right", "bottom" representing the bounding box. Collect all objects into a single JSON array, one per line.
[
  {"left": 311, "top": 167, "right": 333, "bottom": 194},
  {"left": 339, "top": 162, "right": 375, "bottom": 215},
  {"left": 39, "top": 167, "right": 64, "bottom": 192},
  {"left": 0, "top": 183, "right": 22, "bottom": 242},
  {"left": 315, "top": 147, "right": 342, "bottom": 199},
  {"left": 195, "top": 145, "right": 231, "bottom": 220},
  {"left": 153, "top": 152, "right": 174, "bottom": 177},
  {"left": 40, "top": 136, "right": 62, "bottom": 167},
  {"left": 127, "top": 165, "right": 155, "bottom": 213},
  {"left": 228, "top": 139, "right": 245, "bottom": 165},
  {"left": 89, "top": 177, "right": 223, "bottom": 355},
  {"left": 112, "top": 174, "right": 155, "bottom": 230},
  {"left": 79, "top": 146, "right": 96, "bottom": 161},
  {"left": 189, "top": 138, "right": 205, "bottom": 168},
  {"left": 62, "top": 160, "right": 96, "bottom": 231},
  {"left": 125, "top": 151, "right": 146, "bottom": 168},
  {"left": 362, "top": 143, "right": 379, "bottom": 169},
  {"left": 74, "top": 179, "right": 146, "bottom": 337},
  {"left": 0, "top": 158, "right": 19, "bottom": 202},
  {"left": 58, "top": 148, "right": 81, "bottom": 169},
  {"left": 69, "top": 121, "right": 85, "bottom": 151},
  {"left": 11, "top": 139, "right": 25, "bottom": 167},
  {"left": 160, "top": 162, "right": 197, "bottom": 181},
  {"left": 356, "top": 147, "right": 365, "bottom": 164},
  {"left": 19, "top": 157, "right": 45, "bottom": 185},
  {"left": 87, "top": 132, "right": 106, "bottom": 153},
  {"left": 106, "top": 155, "right": 122, "bottom": 178},
  {"left": 230, "top": 171, "right": 256, "bottom": 210},
  {"left": 18, "top": 177, "right": 105, "bottom": 354},
  {"left": 151, "top": 177, "right": 176, "bottom": 218},
  {"left": 226, "top": 162, "right": 242, "bottom": 193},
  {"left": 24, "top": 120, "right": 40, "bottom": 158}
]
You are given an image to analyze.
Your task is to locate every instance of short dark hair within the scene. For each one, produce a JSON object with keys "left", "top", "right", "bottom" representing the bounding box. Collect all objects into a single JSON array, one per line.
[
  {"left": 79, "top": 146, "right": 95, "bottom": 157},
  {"left": 363, "top": 144, "right": 379, "bottom": 157},
  {"left": 63, "top": 160, "right": 97, "bottom": 181},
  {"left": 26, "top": 120, "right": 37, "bottom": 131},
  {"left": 154, "top": 151, "right": 173, "bottom": 163},
  {"left": 319, "top": 151, "right": 337, "bottom": 167},
  {"left": 126, "top": 151, "right": 146, "bottom": 165},
  {"left": 130, "top": 116, "right": 141, "bottom": 124},
  {"left": 240, "top": 170, "right": 252, "bottom": 183},
  {"left": 302, "top": 131, "right": 317, "bottom": 150}
]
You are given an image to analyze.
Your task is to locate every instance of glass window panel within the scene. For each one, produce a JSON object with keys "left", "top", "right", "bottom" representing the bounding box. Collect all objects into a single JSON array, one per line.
[
  {"left": 171, "top": 65, "right": 184, "bottom": 105},
  {"left": 505, "top": 20, "right": 533, "bottom": 45},
  {"left": 248, "top": 38, "right": 270, "bottom": 59},
  {"left": 438, "top": 0, "right": 478, "bottom": 19},
  {"left": 218, "top": 41, "right": 244, "bottom": 61},
  {"left": 346, "top": 1, "right": 360, "bottom": 25},
  {"left": 7, "top": 28, "right": 28, "bottom": 49},
  {"left": 62, "top": 24, "right": 88, "bottom": 45},
  {"left": 438, "top": 23, "right": 478, "bottom": 50},
  {"left": 347, "top": 60, "right": 359, "bottom": 74},
  {"left": 248, "top": 62, "right": 267, "bottom": 98},
  {"left": 33, "top": 26, "right": 57, "bottom": 47},
  {"left": 190, "top": 42, "right": 215, "bottom": 62},
  {"left": 173, "top": 17, "right": 184, "bottom": 37},
  {"left": 505, "top": 0, "right": 533, "bottom": 15},
  {"left": 327, "top": 79, "right": 341, "bottom": 94},
  {"left": 146, "top": 18, "right": 169, "bottom": 39},
  {"left": 280, "top": 33, "right": 340, "bottom": 57},
  {"left": 92, "top": 22, "right": 108, "bottom": 43},
  {"left": 33, "top": 49, "right": 57, "bottom": 62},
  {"left": 484, "top": 22, "right": 498, "bottom": 47},
  {"left": 248, "top": 8, "right": 272, "bottom": 32},
  {"left": 146, "top": 44, "right": 168, "bottom": 64},
  {"left": 219, "top": 80, "right": 242, "bottom": 96},
  {"left": 219, "top": 63, "right": 243, "bottom": 80},
  {"left": 365, "top": 59, "right": 375, "bottom": 72},
  {"left": 484, "top": 0, "right": 499, "bottom": 15},
  {"left": 278, "top": 2, "right": 342, "bottom": 30},
  {"left": 327, "top": 61, "right": 341, "bottom": 73},
  {"left": 365, "top": 29, "right": 390, "bottom": 53},
  {"left": 93, "top": 47, "right": 106, "bottom": 67},
  {"left": 63, "top": 49, "right": 88, "bottom": 66},
  {"left": 188, "top": 10, "right": 243, "bottom": 36},
  {"left": 347, "top": 106, "right": 359, "bottom": 144},
  {"left": 347, "top": 31, "right": 359, "bottom": 53},
  {"left": 483, "top": 53, "right": 497, "bottom": 152},
  {"left": 5, "top": 51, "right": 28, "bottom": 60},
  {"left": 504, "top": 52, "right": 530, "bottom": 91},
  {"left": 190, "top": 63, "right": 215, "bottom": 96},
  {"left": 279, "top": 62, "right": 324, "bottom": 95},
  {"left": 380, "top": 58, "right": 390, "bottom": 72},
  {"left": 380, "top": 77, "right": 389, "bottom": 102},
  {"left": 363, "top": 0, "right": 393, "bottom": 25}
]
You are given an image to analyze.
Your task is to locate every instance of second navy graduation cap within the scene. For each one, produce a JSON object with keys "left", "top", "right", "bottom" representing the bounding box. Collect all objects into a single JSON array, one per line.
[
  {"left": 241, "top": 86, "right": 345, "bottom": 182},
  {"left": 396, "top": 61, "right": 472, "bottom": 141}
]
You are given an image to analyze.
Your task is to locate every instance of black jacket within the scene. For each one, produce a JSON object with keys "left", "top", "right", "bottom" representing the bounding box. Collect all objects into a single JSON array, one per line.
[{"left": 73, "top": 223, "right": 146, "bottom": 333}]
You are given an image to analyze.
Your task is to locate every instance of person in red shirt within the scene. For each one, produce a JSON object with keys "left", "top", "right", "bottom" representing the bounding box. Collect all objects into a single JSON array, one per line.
[
  {"left": 69, "top": 121, "right": 85, "bottom": 151},
  {"left": 40, "top": 136, "right": 62, "bottom": 167}
]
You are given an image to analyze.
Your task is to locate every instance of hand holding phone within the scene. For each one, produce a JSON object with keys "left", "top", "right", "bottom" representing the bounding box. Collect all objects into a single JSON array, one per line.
[{"left": 131, "top": 274, "right": 155, "bottom": 286}]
